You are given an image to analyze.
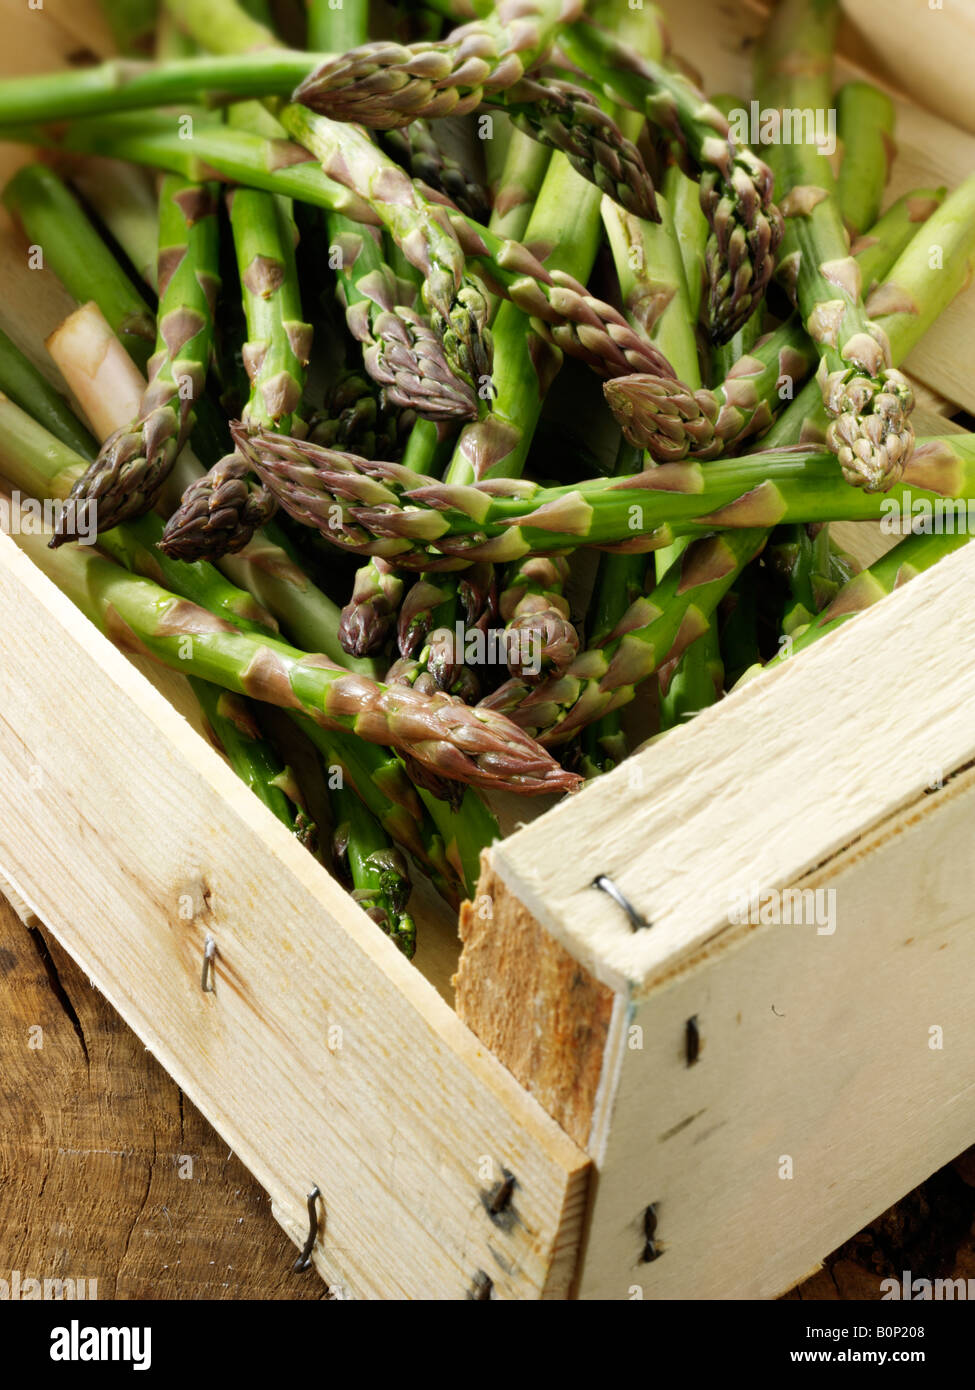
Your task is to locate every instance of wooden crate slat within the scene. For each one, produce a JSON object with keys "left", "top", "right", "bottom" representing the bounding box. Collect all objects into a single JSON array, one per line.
[
  {"left": 578, "top": 762, "right": 975, "bottom": 1297},
  {"left": 462, "top": 763, "right": 975, "bottom": 1298},
  {"left": 0, "top": 531, "right": 589, "bottom": 1300},
  {"left": 485, "top": 540, "right": 975, "bottom": 995}
]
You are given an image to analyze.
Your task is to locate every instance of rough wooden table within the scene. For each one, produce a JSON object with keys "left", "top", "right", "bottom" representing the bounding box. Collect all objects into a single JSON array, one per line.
[
  {"left": 0, "top": 891, "right": 325, "bottom": 1300},
  {"left": 2, "top": 878, "right": 973, "bottom": 1301}
]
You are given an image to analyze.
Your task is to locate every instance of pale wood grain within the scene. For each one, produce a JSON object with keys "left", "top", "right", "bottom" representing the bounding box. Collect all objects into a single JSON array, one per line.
[
  {"left": 840, "top": 0, "right": 975, "bottom": 136},
  {"left": 573, "top": 762, "right": 975, "bottom": 1298},
  {"left": 0, "top": 532, "right": 589, "bottom": 1300},
  {"left": 487, "top": 540, "right": 975, "bottom": 995}
]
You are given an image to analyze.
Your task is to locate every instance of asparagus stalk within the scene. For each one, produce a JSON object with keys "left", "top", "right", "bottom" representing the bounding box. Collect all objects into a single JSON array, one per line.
[
  {"left": 10, "top": 513, "right": 581, "bottom": 794},
  {"left": 195, "top": 680, "right": 318, "bottom": 848},
  {"left": 382, "top": 119, "right": 491, "bottom": 224},
  {"left": 2, "top": 163, "right": 156, "bottom": 372},
  {"left": 604, "top": 170, "right": 722, "bottom": 738},
  {"left": 232, "top": 189, "right": 310, "bottom": 435},
  {"left": 484, "top": 123, "right": 550, "bottom": 243},
  {"left": 761, "top": 529, "right": 970, "bottom": 669},
  {"left": 707, "top": 96, "right": 762, "bottom": 384},
  {"left": 0, "top": 50, "right": 328, "bottom": 125},
  {"left": 160, "top": 187, "right": 312, "bottom": 560},
  {"left": 481, "top": 529, "right": 768, "bottom": 746},
  {"left": 339, "top": 556, "right": 405, "bottom": 658},
  {"left": 754, "top": 0, "right": 915, "bottom": 489},
  {"left": 9, "top": 112, "right": 671, "bottom": 382},
  {"left": 162, "top": 0, "right": 494, "bottom": 395},
  {"left": 496, "top": 554, "right": 577, "bottom": 680},
  {"left": 234, "top": 427, "right": 975, "bottom": 561},
  {"left": 51, "top": 175, "right": 221, "bottom": 546},
  {"left": 767, "top": 521, "right": 852, "bottom": 636},
  {"left": 326, "top": 215, "right": 477, "bottom": 421},
  {"left": 665, "top": 164, "right": 709, "bottom": 327},
  {"left": 12, "top": 112, "right": 381, "bottom": 222},
  {"left": 606, "top": 189, "right": 946, "bottom": 460},
  {"left": 0, "top": 325, "right": 96, "bottom": 457},
  {"left": 835, "top": 81, "right": 896, "bottom": 238},
  {"left": 656, "top": 627, "right": 724, "bottom": 732},
  {"left": 761, "top": 177, "right": 975, "bottom": 449},
  {"left": 488, "top": 74, "right": 658, "bottom": 220},
  {"left": 448, "top": 153, "right": 612, "bottom": 489},
  {"left": 330, "top": 779, "right": 417, "bottom": 957},
  {"left": 577, "top": 441, "right": 646, "bottom": 776},
  {"left": 294, "top": 0, "right": 581, "bottom": 124},
  {"left": 629, "top": 191, "right": 725, "bottom": 737},
  {"left": 558, "top": 18, "right": 783, "bottom": 345}
]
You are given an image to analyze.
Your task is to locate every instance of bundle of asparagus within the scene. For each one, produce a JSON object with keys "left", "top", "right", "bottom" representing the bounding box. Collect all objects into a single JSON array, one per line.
[{"left": 0, "top": 0, "right": 972, "bottom": 960}]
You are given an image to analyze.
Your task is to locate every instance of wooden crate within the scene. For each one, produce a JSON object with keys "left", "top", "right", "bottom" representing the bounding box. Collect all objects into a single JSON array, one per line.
[{"left": 2, "top": 0, "right": 975, "bottom": 1300}]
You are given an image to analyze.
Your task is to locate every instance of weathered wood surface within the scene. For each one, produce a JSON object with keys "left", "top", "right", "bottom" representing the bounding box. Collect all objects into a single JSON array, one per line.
[
  {"left": 6, "top": 879, "right": 974, "bottom": 1301},
  {"left": 0, "top": 892, "right": 327, "bottom": 1299}
]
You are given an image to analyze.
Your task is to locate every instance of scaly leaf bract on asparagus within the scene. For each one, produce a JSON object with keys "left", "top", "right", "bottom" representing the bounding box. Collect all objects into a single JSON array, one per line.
[{"left": 52, "top": 175, "right": 221, "bottom": 546}]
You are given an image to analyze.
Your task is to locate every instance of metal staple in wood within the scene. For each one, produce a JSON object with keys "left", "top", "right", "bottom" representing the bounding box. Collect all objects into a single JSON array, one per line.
[
  {"left": 591, "top": 874, "right": 651, "bottom": 930},
  {"left": 293, "top": 1186, "right": 322, "bottom": 1273}
]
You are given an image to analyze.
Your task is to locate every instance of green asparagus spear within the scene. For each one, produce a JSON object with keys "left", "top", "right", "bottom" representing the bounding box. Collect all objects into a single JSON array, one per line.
[
  {"left": 835, "top": 81, "right": 896, "bottom": 238},
  {"left": 761, "top": 176, "right": 975, "bottom": 450},
  {"left": 160, "top": 187, "right": 312, "bottom": 560},
  {"left": 234, "top": 426, "right": 975, "bottom": 562},
  {"left": 51, "top": 174, "right": 221, "bottom": 546},
  {"left": 10, "top": 514, "right": 581, "bottom": 795},
  {"left": 195, "top": 680, "right": 318, "bottom": 848},
  {"left": 3, "top": 163, "right": 156, "bottom": 371},
  {"left": 605, "top": 188, "right": 947, "bottom": 460},
  {"left": 760, "top": 528, "right": 970, "bottom": 669},
  {"left": 294, "top": 0, "right": 580, "bottom": 124},
  {"left": 559, "top": 18, "right": 783, "bottom": 344},
  {"left": 330, "top": 778, "right": 417, "bottom": 957},
  {"left": 754, "top": 0, "right": 913, "bottom": 489}
]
